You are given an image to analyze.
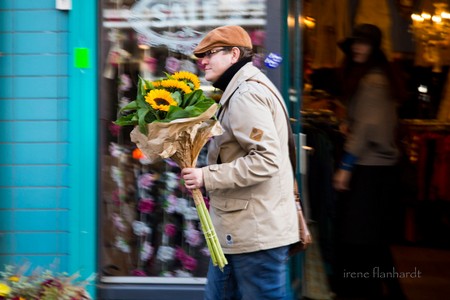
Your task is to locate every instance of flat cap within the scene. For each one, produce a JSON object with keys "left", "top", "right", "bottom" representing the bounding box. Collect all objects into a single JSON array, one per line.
[{"left": 194, "top": 25, "right": 253, "bottom": 57}]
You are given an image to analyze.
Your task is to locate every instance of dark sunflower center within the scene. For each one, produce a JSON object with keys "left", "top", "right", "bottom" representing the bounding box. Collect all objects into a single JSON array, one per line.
[{"left": 155, "top": 98, "right": 169, "bottom": 106}]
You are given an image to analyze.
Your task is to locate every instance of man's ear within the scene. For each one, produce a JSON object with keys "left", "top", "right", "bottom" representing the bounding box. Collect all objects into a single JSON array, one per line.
[{"left": 230, "top": 47, "right": 241, "bottom": 63}]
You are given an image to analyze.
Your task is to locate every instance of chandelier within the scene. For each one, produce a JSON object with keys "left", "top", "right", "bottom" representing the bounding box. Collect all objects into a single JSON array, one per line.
[{"left": 411, "top": 2, "right": 450, "bottom": 72}]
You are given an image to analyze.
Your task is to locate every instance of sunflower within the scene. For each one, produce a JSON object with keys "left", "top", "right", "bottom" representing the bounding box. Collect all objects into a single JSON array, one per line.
[
  {"left": 172, "top": 71, "right": 201, "bottom": 90},
  {"left": 152, "top": 79, "right": 192, "bottom": 94},
  {"left": 145, "top": 89, "right": 178, "bottom": 112}
]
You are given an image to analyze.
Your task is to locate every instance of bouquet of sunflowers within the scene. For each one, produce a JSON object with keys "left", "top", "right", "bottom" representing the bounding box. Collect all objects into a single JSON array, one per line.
[
  {"left": 115, "top": 71, "right": 227, "bottom": 270},
  {"left": 115, "top": 71, "right": 216, "bottom": 134}
]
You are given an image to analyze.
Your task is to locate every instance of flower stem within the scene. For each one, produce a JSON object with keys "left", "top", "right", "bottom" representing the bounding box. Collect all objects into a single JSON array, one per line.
[{"left": 191, "top": 189, "right": 227, "bottom": 270}]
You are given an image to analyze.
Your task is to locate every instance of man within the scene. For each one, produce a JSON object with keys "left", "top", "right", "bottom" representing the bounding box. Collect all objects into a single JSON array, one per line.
[{"left": 181, "top": 25, "right": 299, "bottom": 300}]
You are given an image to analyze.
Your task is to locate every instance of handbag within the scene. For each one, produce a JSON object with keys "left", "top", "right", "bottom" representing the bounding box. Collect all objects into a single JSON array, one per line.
[
  {"left": 286, "top": 125, "right": 312, "bottom": 256},
  {"left": 289, "top": 177, "right": 313, "bottom": 256},
  {"left": 247, "top": 79, "right": 312, "bottom": 255}
]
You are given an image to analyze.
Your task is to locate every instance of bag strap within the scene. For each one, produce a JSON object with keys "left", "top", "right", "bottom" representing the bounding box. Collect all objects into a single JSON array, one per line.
[{"left": 246, "top": 79, "right": 297, "bottom": 174}]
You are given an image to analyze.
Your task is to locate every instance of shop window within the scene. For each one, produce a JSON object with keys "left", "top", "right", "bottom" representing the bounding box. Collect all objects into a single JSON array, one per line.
[{"left": 99, "top": 0, "right": 267, "bottom": 280}]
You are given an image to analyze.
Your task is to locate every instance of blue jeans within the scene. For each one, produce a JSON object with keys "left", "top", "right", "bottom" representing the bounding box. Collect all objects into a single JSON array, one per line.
[{"left": 204, "top": 246, "right": 289, "bottom": 300}]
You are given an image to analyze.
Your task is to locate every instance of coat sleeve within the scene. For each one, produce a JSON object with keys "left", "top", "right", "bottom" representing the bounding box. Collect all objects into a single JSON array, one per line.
[
  {"left": 344, "top": 73, "right": 389, "bottom": 158},
  {"left": 203, "top": 90, "right": 283, "bottom": 191}
]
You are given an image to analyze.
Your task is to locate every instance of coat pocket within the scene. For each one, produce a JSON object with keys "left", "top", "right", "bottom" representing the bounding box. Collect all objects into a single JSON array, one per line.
[{"left": 211, "top": 198, "right": 249, "bottom": 212}]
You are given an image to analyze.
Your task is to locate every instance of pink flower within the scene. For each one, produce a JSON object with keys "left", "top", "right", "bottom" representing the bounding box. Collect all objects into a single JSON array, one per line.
[
  {"left": 138, "top": 198, "right": 155, "bottom": 213},
  {"left": 175, "top": 247, "right": 187, "bottom": 260},
  {"left": 165, "top": 159, "right": 178, "bottom": 168},
  {"left": 174, "top": 247, "right": 197, "bottom": 270},
  {"left": 184, "top": 222, "right": 202, "bottom": 247},
  {"left": 109, "top": 122, "right": 121, "bottom": 137},
  {"left": 131, "top": 269, "right": 147, "bottom": 276},
  {"left": 140, "top": 241, "right": 154, "bottom": 261},
  {"left": 164, "top": 223, "right": 177, "bottom": 237},
  {"left": 165, "top": 194, "right": 178, "bottom": 214},
  {"left": 181, "top": 255, "right": 197, "bottom": 271},
  {"left": 111, "top": 189, "right": 122, "bottom": 207},
  {"left": 119, "top": 74, "right": 132, "bottom": 91},
  {"left": 138, "top": 173, "right": 155, "bottom": 189},
  {"left": 41, "top": 278, "right": 63, "bottom": 289},
  {"left": 112, "top": 213, "right": 127, "bottom": 232}
]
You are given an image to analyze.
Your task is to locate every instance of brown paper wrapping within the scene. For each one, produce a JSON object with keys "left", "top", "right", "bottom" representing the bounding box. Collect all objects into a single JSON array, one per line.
[{"left": 130, "top": 103, "right": 223, "bottom": 168}]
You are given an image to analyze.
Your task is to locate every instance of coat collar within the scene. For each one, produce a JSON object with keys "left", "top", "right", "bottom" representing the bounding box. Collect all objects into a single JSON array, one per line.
[{"left": 218, "top": 62, "right": 261, "bottom": 108}]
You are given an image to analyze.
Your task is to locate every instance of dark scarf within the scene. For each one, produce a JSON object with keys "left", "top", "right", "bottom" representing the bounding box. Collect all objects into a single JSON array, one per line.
[{"left": 213, "top": 57, "right": 253, "bottom": 91}]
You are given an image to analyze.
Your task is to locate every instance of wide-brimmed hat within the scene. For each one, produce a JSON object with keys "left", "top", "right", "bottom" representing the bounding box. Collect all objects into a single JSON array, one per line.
[
  {"left": 339, "top": 23, "right": 382, "bottom": 54},
  {"left": 193, "top": 25, "right": 253, "bottom": 57}
]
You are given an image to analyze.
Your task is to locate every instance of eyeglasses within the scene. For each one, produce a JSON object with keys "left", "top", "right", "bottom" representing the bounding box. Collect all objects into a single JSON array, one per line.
[{"left": 201, "top": 48, "right": 228, "bottom": 59}]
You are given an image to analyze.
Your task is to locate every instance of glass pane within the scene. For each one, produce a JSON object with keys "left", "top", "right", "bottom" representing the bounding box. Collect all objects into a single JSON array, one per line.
[{"left": 99, "top": 0, "right": 267, "bottom": 279}]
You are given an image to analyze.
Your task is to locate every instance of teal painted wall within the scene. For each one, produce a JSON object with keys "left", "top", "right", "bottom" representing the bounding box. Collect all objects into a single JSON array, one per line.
[
  {"left": 68, "top": 0, "right": 98, "bottom": 284},
  {"left": 0, "top": 0, "right": 71, "bottom": 270},
  {"left": 0, "top": 0, "right": 97, "bottom": 293}
]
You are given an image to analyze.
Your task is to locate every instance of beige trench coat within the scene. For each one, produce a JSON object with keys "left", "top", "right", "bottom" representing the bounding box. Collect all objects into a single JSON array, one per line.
[{"left": 202, "top": 63, "right": 299, "bottom": 254}]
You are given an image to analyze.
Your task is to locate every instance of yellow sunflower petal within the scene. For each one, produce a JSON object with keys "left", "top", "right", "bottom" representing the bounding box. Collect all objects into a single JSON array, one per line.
[
  {"left": 152, "top": 79, "right": 192, "bottom": 94},
  {"left": 172, "top": 71, "right": 201, "bottom": 90},
  {"left": 145, "top": 89, "right": 177, "bottom": 112}
]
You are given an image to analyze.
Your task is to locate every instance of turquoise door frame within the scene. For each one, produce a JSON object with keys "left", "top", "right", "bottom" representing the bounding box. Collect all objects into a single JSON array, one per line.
[
  {"left": 68, "top": 0, "right": 97, "bottom": 296},
  {"left": 283, "top": 0, "right": 305, "bottom": 299}
]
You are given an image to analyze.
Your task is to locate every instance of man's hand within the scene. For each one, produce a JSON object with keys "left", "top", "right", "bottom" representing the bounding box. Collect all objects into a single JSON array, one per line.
[{"left": 181, "top": 168, "right": 204, "bottom": 190}]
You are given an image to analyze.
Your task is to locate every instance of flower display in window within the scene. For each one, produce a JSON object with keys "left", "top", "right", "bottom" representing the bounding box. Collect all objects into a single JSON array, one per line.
[
  {"left": 164, "top": 223, "right": 177, "bottom": 238},
  {"left": 137, "top": 173, "right": 155, "bottom": 189},
  {"left": 140, "top": 241, "right": 154, "bottom": 262},
  {"left": 132, "top": 221, "right": 151, "bottom": 237},
  {"left": 164, "top": 194, "right": 178, "bottom": 214},
  {"left": 112, "top": 213, "right": 127, "bottom": 232},
  {"left": 115, "top": 236, "right": 131, "bottom": 253},
  {"left": 184, "top": 221, "right": 202, "bottom": 247},
  {"left": 156, "top": 246, "right": 175, "bottom": 262},
  {"left": 175, "top": 248, "right": 197, "bottom": 271},
  {"left": 137, "top": 197, "right": 155, "bottom": 213},
  {"left": 0, "top": 265, "right": 93, "bottom": 300}
]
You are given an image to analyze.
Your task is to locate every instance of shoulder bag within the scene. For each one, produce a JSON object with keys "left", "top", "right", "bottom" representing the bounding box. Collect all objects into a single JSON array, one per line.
[{"left": 247, "top": 79, "right": 312, "bottom": 256}]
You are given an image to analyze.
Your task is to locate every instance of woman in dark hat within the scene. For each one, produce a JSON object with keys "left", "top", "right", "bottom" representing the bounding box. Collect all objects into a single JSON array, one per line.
[{"left": 332, "top": 23, "right": 406, "bottom": 299}]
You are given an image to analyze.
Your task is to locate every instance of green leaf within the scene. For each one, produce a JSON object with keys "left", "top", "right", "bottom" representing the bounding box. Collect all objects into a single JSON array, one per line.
[
  {"left": 136, "top": 90, "right": 148, "bottom": 108},
  {"left": 114, "top": 114, "right": 137, "bottom": 126},
  {"left": 171, "top": 91, "right": 183, "bottom": 106},
  {"left": 119, "top": 100, "right": 138, "bottom": 112},
  {"left": 144, "top": 111, "right": 157, "bottom": 123},
  {"left": 183, "top": 90, "right": 203, "bottom": 107},
  {"left": 165, "top": 106, "right": 191, "bottom": 121},
  {"left": 136, "top": 77, "right": 152, "bottom": 108},
  {"left": 183, "top": 105, "right": 203, "bottom": 116},
  {"left": 137, "top": 78, "right": 145, "bottom": 96},
  {"left": 138, "top": 108, "right": 150, "bottom": 135},
  {"left": 190, "top": 97, "right": 216, "bottom": 112}
]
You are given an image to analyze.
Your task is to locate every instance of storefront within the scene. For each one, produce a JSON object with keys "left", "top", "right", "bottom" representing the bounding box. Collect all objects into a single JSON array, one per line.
[
  {"left": 1, "top": 0, "right": 306, "bottom": 299},
  {"left": 3, "top": 0, "right": 449, "bottom": 299},
  {"left": 95, "top": 0, "right": 450, "bottom": 298}
]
